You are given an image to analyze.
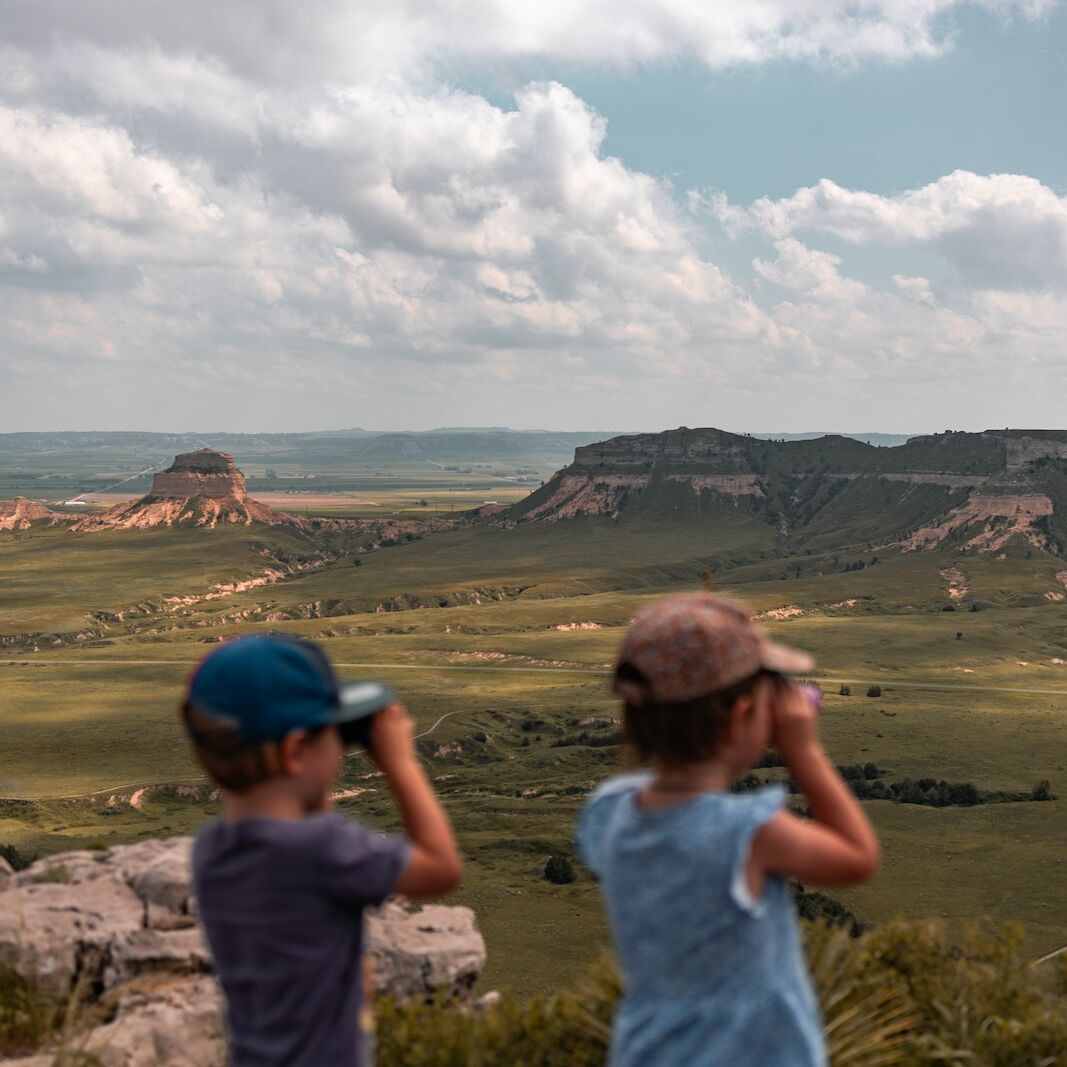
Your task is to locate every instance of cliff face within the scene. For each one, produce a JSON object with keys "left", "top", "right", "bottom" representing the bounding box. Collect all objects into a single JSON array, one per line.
[
  {"left": 73, "top": 450, "right": 300, "bottom": 530},
  {"left": 0, "top": 497, "right": 62, "bottom": 531},
  {"left": 147, "top": 449, "right": 252, "bottom": 501},
  {"left": 507, "top": 428, "right": 1067, "bottom": 556}
]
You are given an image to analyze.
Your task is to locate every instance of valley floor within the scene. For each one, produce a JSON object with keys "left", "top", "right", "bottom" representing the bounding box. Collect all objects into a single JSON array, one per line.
[{"left": 2, "top": 519, "right": 1067, "bottom": 996}]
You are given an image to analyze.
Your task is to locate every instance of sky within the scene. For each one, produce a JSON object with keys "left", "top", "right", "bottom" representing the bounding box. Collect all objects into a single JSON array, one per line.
[{"left": 1, "top": 1, "right": 1066, "bottom": 434}]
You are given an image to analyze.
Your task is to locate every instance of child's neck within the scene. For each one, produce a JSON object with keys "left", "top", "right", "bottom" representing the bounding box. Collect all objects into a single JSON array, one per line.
[
  {"left": 223, "top": 779, "right": 320, "bottom": 822},
  {"left": 640, "top": 758, "right": 736, "bottom": 808}
]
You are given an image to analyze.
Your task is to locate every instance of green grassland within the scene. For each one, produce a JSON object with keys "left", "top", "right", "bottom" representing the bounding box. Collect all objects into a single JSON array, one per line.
[{"left": 2, "top": 508, "right": 1067, "bottom": 997}]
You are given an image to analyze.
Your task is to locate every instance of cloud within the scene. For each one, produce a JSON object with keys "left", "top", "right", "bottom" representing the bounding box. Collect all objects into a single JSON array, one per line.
[
  {"left": 715, "top": 171, "right": 1067, "bottom": 292},
  {"left": 753, "top": 238, "right": 867, "bottom": 302},
  {"left": 0, "top": 0, "right": 1064, "bottom": 430},
  {"left": 0, "top": 77, "right": 778, "bottom": 425},
  {"left": 0, "top": 0, "right": 1055, "bottom": 85}
]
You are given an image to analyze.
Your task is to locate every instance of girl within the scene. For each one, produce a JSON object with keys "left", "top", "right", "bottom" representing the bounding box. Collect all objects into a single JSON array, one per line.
[{"left": 577, "top": 593, "right": 880, "bottom": 1067}]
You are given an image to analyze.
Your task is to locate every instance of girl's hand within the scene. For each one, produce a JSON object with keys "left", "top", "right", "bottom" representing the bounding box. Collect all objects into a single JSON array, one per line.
[
  {"left": 770, "top": 681, "right": 820, "bottom": 765},
  {"left": 370, "top": 703, "right": 418, "bottom": 777}
]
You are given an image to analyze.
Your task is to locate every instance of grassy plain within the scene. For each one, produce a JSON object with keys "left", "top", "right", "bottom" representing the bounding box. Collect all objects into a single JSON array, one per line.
[{"left": 2, "top": 498, "right": 1067, "bottom": 996}]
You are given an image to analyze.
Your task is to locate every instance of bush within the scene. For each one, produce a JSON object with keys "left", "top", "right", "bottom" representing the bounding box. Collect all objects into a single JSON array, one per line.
[
  {"left": 1031, "top": 779, "right": 1055, "bottom": 801},
  {"left": 0, "top": 844, "right": 35, "bottom": 872},
  {"left": 543, "top": 856, "right": 577, "bottom": 885},
  {"left": 838, "top": 685, "right": 851, "bottom": 696},
  {"left": 793, "top": 886, "right": 864, "bottom": 937},
  {"left": 866, "top": 685, "right": 882, "bottom": 698}
]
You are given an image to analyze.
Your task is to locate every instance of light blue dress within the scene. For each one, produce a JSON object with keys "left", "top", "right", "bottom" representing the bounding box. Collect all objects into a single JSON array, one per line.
[{"left": 576, "top": 774, "right": 825, "bottom": 1067}]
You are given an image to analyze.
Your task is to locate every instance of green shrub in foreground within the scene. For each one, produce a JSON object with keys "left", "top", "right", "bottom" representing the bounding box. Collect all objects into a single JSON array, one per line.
[{"left": 377, "top": 920, "right": 1067, "bottom": 1067}]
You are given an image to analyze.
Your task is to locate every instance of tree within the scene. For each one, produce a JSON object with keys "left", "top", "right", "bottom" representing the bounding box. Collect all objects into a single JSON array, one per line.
[
  {"left": 866, "top": 685, "right": 882, "bottom": 698},
  {"left": 955, "top": 632, "right": 963, "bottom": 640},
  {"left": 544, "top": 855, "right": 577, "bottom": 884},
  {"left": 839, "top": 685, "right": 851, "bottom": 696}
]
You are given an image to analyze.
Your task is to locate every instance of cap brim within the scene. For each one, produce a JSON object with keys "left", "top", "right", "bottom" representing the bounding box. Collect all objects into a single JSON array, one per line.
[
  {"left": 334, "top": 682, "right": 397, "bottom": 725},
  {"left": 760, "top": 641, "right": 815, "bottom": 676}
]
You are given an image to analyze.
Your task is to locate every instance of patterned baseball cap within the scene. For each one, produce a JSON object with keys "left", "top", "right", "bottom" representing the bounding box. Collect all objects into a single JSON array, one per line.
[{"left": 613, "top": 592, "right": 814, "bottom": 705}]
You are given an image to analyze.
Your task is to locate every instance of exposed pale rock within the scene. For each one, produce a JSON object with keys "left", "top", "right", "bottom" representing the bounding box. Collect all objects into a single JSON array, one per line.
[
  {"left": 85, "top": 976, "right": 226, "bottom": 1067},
  {"left": 367, "top": 901, "right": 486, "bottom": 1001},
  {"left": 0, "top": 497, "right": 63, "bottom": 531},
  {"left": 0, "top": 835, "right": 487, "bottom": 1065},
  {"left": 126, "top": 838, "right": 196, "bottom": 924},
  {"left": 901, "top": 494, "right": 1055, "bottom": 553},
  {"left": 0, "top": 876, "right": 143, "bottom": 991},
  {"left": 106, "top": 927, "right": 212, "bottom": 987}
]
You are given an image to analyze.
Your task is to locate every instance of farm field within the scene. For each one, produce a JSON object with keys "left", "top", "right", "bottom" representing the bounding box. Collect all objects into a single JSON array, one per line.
[
  {"left": 76, "top": 485, "right": 533, "bottom": 518},
  {"left": 3, "top": 482, "right": 1067, "bottom": 996}
]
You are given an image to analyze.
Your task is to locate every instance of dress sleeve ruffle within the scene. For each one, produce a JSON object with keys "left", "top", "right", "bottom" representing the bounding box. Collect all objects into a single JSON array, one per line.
[{"left": 729, "top": 785, "right": 787, "bottom": 918}]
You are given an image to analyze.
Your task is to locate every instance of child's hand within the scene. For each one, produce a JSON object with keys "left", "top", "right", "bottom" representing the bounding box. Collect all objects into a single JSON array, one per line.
[
  {"left": 370, "top": 703, "right": 418, "bottom": 776},
  {"left": 770, "top": 681, "right": 821, "bottom": 765}
]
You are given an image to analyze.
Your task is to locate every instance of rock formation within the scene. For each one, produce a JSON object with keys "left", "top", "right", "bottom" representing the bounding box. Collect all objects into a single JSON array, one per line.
[
  {"left": 72, "top": 450, "right": 300, "bottom": 530},
  {"left": 0, "top": 497, "right": 63, "bottom": 531},
  {"left": 0, "top": 837, "right": 486, "bottom": 1067},
  {"left": 506, "top": 427, "right": 1067, "bottom": 556}
]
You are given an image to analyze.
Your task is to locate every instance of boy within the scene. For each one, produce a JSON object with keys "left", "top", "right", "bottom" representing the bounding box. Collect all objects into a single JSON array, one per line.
[{"left": 183, "top": 635, "right": 461, "bottom": 1067}]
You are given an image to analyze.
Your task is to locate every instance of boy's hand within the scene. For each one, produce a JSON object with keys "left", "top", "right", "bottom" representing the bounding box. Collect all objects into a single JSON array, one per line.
[
  {"left": 770, "top": 681, "right": 821, "bottom": 765},
  {"left": 369, "top": 703, "right": 418, "bottom": 776}
]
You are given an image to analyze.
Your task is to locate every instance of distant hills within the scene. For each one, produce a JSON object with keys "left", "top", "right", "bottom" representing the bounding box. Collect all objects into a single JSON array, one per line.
[{"left": 508, "top": 427, "right": 1067, "bottom": 558}]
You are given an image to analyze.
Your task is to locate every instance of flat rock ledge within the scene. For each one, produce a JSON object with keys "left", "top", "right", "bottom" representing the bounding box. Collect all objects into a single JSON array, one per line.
[{"left": 0, "top": 838, "right": 486, "bottom": 1066}]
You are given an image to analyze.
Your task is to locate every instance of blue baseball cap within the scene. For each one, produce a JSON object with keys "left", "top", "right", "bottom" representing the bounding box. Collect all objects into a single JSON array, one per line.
[{"left": 184, "top": 635, "right": 395, "bottom": 746}]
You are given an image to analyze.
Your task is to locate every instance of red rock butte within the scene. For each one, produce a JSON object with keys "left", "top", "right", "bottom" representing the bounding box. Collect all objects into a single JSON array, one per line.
[
  {"left": 72, "top": 449, "right": 297, "bottom": 530},
  {"left": 147, "top": 449, "right": 249, "bottom": 501}
]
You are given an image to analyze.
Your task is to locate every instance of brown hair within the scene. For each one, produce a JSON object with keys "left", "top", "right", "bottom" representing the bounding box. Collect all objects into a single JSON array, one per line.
[
  {"left": 181, "top": 703, "right": 283, "bottom": 793},
  {"left": 617, "top": 662, "right": 766, "bottom": 766}
]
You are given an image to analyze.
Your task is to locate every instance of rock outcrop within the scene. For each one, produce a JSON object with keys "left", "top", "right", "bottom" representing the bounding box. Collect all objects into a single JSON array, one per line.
[
  {"left": 72, "top": 450, "right": 300, "bottom": 530},
  {"left": 506, "top": 427, "right": 1067, "bottom": 556},
  {"left": 0, "top": 838, "right": 487, "bottom": 1067},
  {"left": 0, "top": 497, "right": 63, "bottom": 531}
]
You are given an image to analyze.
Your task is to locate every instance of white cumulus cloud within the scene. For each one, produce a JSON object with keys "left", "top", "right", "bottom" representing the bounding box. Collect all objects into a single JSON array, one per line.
[{"left": 715, "top": 171, "right": 1067, "bottom": 292}]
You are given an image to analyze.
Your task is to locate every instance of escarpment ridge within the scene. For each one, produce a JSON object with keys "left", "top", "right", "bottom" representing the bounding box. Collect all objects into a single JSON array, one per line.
[{"left": 508, "top": 428, "right": 1067, "bottom": 555}]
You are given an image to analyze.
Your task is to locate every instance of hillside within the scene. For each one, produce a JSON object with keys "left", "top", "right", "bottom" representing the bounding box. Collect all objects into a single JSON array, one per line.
[{"left": 509, "top": 428, "right": 1067, "bottom": 556}]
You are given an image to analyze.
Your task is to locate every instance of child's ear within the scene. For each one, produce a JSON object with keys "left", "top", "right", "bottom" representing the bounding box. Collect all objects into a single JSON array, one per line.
[
  {"left": 727, "top": 694, "right": 755, "bottom": 741},
  {"left": 277, "top": 731, "right": 308, "bottom": 777}
]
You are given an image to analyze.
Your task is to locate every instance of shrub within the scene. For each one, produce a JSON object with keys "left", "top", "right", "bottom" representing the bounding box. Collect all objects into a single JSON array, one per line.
[
  {"left": 866, "top": 685, "right": 882, "bottom": 698},
  {"left": 839, "top": 685, "right": 852, "bottom": 696},
  {"left": 1031, "top": 779, "right": 1055, "bottom": 801},
  {"left": 793, "top": 886, "right": 864, "bottom": 937},
  {"left": 0, "top": 844, "right": 35, "bottom": 872},
  {"left": 543, "top": 856, "right": 577, "bottom": 885}
]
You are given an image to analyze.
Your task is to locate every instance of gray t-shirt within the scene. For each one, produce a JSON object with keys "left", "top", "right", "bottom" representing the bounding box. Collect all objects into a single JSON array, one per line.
[{"left": 193, "top": 813, "right": 409, "bottom": 1067}]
